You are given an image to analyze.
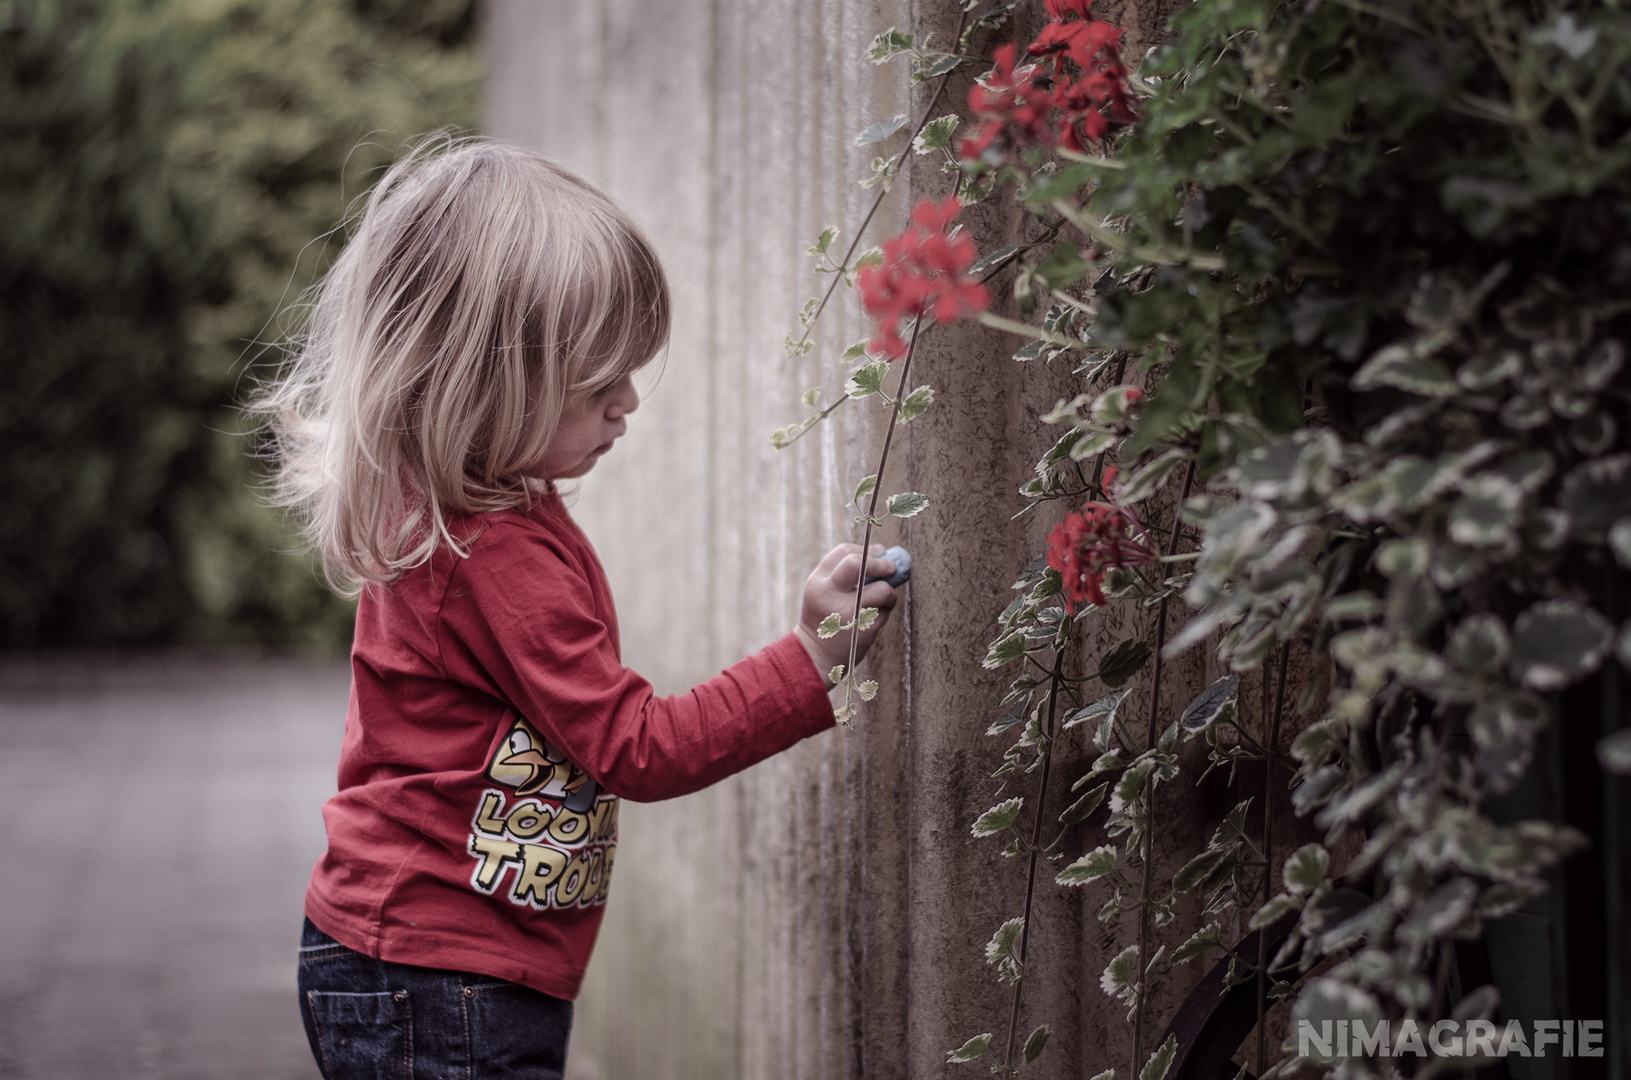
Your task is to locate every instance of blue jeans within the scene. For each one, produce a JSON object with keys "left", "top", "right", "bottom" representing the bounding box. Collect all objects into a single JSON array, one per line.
[{"left": 297, "top": 918, "right": 573, "bottom": 1080}]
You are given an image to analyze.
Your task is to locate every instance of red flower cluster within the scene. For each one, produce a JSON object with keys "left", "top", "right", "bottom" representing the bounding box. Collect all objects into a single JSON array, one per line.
[
  {"left": 1045, "top": 500, "right": 1154, "bottom": 612},
  {"left": 856, "top": 196, "right": 990, "bottom": 359},
  {"left": 959, "top": 0, "right": 1132, "bottom": 160}
]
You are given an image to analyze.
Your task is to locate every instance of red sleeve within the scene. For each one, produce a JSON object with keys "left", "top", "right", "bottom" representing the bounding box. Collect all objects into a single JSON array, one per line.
[{"left": 435, "top": 521, "right": 835, "bottom": 801}]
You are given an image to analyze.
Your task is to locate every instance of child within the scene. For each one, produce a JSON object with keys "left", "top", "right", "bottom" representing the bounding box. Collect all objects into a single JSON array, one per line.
[{"left": 256, "top": 137, "right": 899, "bottom": 1080}]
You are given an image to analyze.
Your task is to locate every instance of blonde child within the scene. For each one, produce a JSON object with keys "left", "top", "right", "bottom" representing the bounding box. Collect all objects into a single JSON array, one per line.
[{"left": 258, "top": 137, "right": 898, "bottom": 1080}]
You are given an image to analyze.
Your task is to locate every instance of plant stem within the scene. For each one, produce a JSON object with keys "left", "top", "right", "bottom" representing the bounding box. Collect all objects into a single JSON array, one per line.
[
  {"left": 1255, "top": 642, "right": 1291, "bottom": 1076},
  {"left": 1131, "top": 458, "right": 1197, "bottom": 1075},
  {"left": 844, "top": 318, "right": 922, "bottom": 709},
  {"left": 1002, "top": 652, "right": 1066, "bottom": 1077},
  {"left": 786, "top": 9, "right": 972, "bottom": 357}
]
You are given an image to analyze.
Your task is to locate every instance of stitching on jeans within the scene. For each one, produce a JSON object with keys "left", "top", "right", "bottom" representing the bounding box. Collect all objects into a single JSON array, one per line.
[
  {"left": 298, "top": 945, "right": 352, "bottom": 961},
  {"left": 400, "top": 991, "right": 414, "bottom": 1079},
  {"left": 466, "top": 983, "right": 516, "bottom": 996},
  {"left": 461, "top": 983, "right": 473, "bottom": 1080},
  {"left": 308, "top": 992, "right": 337, "bottom": 1080}
]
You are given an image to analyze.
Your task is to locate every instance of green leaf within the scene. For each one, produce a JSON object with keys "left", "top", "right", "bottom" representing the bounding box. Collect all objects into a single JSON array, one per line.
[
  {"left": 1171, "top": 922, "right": 1223, "bottom": 964},
  {"left": 1023, "top": 1025, "right": 1051, "bottom": 1065},
  {"left": 1282, "top": 843, "right": 1330, "bottom": 895},
  {"left": 1291, "top": 981, "right": 1383, "bottom": 1064},
  {"left": 1249, "top": 893, "right": 1303, "bottom": 929},
  {"left": 1397, "top": 878, "right": 1478, "bottom": 945},
  {"left": 898, "top": 385, "right": 934, "bottom": 421},
  {"left": 1610, "top": 519, "right": 1631, "bottom": 568},
  {"left": 828, "top": 664, "right": 846, "bottom": 683},
  {"left": 846, "top": 359, "right": 889, "bottom": 398},
  {"left": 985, "top": 916, "right": 1024, "bottom": 962},
  {"left": 886, "top": 491, "right": 930, "bottom": 518},
  {"left": 1448, "top": 476, "right": 1522, "bottom": 549},
  {"left": 971, "top": 797, "right": 1024, "bottom": 837},
  {"left": 1446, "top": 613, "right": 1510, "bottom": 674},
  {"left": 947, "top": 1034, "right": 992, "bottom": 1065},
  {"left": 1097, "top": 639, "right": 1153, "bottom": 688},
  {"left": 1511, "top": 599, "right": 1614, "bottom": 690},
  {"left": 852, "top": 474, "right": 877, "bottom": 505},
  {"left": 1180, "top": 674, "right": 1240, "bottom": 733},
  {"left": 1352, "top": 342, "right": 1457, "bottom": 397},
  {"left": 988, "top": 697, "right": 1029, "bottom": 736},
  {"left": 1172, "top": 847, "right": 1228, "bottom": 892},
  {"left": 1118, "top": 449, "right": 1190, "bottom": 506},
  {"left": 1375, "top": 538, "right": 1429, "bottom": 579},
  {"left": 1560, "top": 454, "right": 1631, "bottom": 541},
  {"left": 969, "top": 244, "right": 1021, "bottom": 274},
  {"left": 913, "top": 114, "right": 960, "bottom": 153},
  {"left": 1140, "top": 1036, "right": 1178, "bottom": 1080},
  {"left": 983, "top": 631, "right": 1027, "bottom": 669},
  {"left": 855, "top": 114, "right": 909, "bottom": 146},
  {"left": 1100, "top": 944, "right": 1139, "bottom": 996},
  {"left": 1059, "top": 781, "right": 1109, "bottom": 829},
  {"left": 816, "top": 613, "right": 842, "bottom": 639},
  {"left": 840, "top": 340, "right": 870, "bottom": 362},
  {"left": 1112, "top": 758, "right": 1155, "bottom": 813},
  {"left": 867, "top": 28, "right": 913, "bottom": 63},
  {"left": 801, "top": 388, "right": 820, "bottom": 407},
  {"left": 806, "top": 226, "right": 839, "bottom": 257},
  {"left": 855, "top": 607, "right": 880, "bottom": 631},
  {"left": 1058, "top": 844, "right": 1118, "bottom": 885},
  {"left": 1063, "top": 689, "right": 1131, "bottom": 731},
  {"left": 1032, "top": 244, "right": 1089, "bottom": 291},
  {"left": 1597, "top": 728, "right": 1631, "bottom": 774},
  {"left": 1091, "top": 385, "right": 1143, "bottom": 426},
  {"left": 857, "top": 679, "right": 879, "bottom": 700}
]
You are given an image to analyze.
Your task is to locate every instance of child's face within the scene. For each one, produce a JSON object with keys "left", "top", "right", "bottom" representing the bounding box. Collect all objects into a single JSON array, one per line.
[{"left": 531, "top": 374, "right": 640, "bottom": 480}]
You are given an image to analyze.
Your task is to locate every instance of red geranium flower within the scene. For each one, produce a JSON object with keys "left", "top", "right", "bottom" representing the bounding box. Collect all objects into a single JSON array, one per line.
[
  {"left": 856, "top": 196, "right": 990, "bottom": 359},
  {"left": 958, "top": 44, "right": 1053, "bottom": 161},
  {"left": 1045, "top": 500, "right": 1155, "bottom": 612},
  {"left": 961, "top": 7, "right": 1133, "bottom": 164}
]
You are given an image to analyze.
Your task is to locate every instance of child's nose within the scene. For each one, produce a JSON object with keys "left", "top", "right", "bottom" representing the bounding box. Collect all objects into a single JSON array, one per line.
[{"left": 606, "top": 376, "right": 639, "bottom": 417}]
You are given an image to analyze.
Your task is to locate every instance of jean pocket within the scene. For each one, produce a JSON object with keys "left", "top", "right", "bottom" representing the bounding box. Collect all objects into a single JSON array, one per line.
[
  {"left": 306, "top": 989, "right": 413, "bottom": 1080},
  {"left": 464, "top": 983, "right": 571, "bottom": 1080}
]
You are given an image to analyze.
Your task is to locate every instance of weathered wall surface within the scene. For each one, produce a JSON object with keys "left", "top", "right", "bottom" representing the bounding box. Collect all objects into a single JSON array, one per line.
[{"left": 481, "top": 4, "right": 1290, "bottom": 1079}]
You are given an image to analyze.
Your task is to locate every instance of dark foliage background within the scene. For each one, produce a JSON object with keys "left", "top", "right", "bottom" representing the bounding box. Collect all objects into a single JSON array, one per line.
[{"left": 0, "top": 0, "right": 478, "bottom": 648}]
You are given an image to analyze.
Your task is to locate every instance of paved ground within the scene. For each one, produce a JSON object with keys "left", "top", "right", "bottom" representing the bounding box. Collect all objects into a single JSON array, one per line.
[{"left": 0, "top": 655, "right": 349, "bottom": 1080}]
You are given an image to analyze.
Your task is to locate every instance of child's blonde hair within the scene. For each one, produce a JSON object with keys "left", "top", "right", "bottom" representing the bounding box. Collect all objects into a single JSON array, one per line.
[{"left": 255, "top": 136, "right": 671, "bottom": 594}]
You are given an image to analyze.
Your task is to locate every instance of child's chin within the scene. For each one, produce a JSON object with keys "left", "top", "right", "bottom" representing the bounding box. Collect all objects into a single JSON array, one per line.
[{"left": 558, "top": 457, "right": 601, "bottom": 480}]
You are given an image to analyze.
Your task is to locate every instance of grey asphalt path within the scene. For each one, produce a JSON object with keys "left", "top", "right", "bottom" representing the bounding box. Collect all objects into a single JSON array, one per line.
[{"left": 0, "top": 655, "right": 349, "bottom": 1080}]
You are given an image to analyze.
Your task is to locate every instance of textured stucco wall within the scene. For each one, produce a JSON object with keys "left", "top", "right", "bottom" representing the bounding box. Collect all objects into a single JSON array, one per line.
[{"left": 480, "top": 4, "right": 1294, "bottom": 1079}]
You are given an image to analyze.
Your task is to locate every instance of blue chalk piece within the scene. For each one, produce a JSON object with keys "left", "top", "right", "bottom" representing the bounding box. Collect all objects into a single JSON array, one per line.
[{"left": 866, "top": 545, "right": 912, "bottom": 588}]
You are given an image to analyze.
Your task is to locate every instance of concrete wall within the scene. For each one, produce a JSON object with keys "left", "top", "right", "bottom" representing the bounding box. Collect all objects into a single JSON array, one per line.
[{"left": 481, "top": 4, "right": 1261, "bottom": 1079}]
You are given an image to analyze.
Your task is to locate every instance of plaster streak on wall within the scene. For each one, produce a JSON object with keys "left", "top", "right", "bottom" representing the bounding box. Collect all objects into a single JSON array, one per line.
[{"left": 484, "top": 2, "right": 1227, "bottom": 1078}]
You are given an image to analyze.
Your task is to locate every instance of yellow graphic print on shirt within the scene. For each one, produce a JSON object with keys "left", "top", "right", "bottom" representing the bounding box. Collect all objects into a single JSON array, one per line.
[{"left": 466, "top": 712, "right": 618, "bottom": 911}]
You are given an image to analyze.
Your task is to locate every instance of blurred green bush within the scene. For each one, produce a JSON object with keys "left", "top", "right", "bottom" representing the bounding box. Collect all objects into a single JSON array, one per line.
[{"left": 0, "top": 0, "right": 478, "bottom": 649}]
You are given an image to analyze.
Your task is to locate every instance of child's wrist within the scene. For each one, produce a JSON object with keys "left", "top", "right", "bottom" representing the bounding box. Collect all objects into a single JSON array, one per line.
[{"left": 793, "top": 624, "right": 838, "bottom": 690}]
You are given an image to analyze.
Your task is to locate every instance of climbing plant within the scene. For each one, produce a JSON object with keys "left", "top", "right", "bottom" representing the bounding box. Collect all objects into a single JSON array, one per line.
[{"left": 778, "top": 0, "right": 1631, "bottom": 1076}]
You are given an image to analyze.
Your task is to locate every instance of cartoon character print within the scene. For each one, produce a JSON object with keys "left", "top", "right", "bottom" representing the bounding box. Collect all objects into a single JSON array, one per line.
[
  {"left": 486, "top": 715, "right": 598, "bottom": 811},
  {"left": 466, "top": 712, "right": 618, "bottom": 911}
]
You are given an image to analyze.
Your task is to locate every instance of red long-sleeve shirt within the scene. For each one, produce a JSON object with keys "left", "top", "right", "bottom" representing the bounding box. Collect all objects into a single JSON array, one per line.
[{"left": 304, "top": 493, "right": 834, "bottom": 999}]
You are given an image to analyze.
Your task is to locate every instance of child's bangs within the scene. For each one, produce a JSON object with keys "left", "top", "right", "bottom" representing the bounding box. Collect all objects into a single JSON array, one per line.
[{"left": 559, "top": 214, "right": 670, "bottom": 396}]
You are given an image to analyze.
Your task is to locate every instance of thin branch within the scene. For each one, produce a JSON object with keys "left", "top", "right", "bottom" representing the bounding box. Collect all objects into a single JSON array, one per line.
[
  {"left": 786, "top": 8, "right": 973, "bottom": 358},
  {"left": 1003, "top": 652, "right": 1067, "bottom": 1077},
  {"left": 1255, "top": 642, "right": 1291, "bottom": 1076},
  {"left": 843, "top": 318, "right": 922, "bottom": 712},
  {"left": 1131, "top": 458, "right": 1198, "bottom": 1073}
]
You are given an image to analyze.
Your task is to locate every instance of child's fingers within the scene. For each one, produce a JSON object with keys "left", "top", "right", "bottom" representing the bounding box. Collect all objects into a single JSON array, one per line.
[
  {"left": 815, "top": 543, "right": 861, "bottom": 576},
  {"left": 830, "top": 552, "right": 898, "bottom": 589},
  {"left": 860, "top": 579, "right": 898, "bottom": 611}
]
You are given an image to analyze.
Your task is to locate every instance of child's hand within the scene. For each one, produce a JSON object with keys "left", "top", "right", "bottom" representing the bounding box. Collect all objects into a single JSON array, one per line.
[{"left": 794, "top": 544, "right": 901, "bottom": 689}]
